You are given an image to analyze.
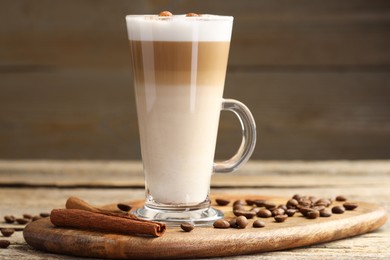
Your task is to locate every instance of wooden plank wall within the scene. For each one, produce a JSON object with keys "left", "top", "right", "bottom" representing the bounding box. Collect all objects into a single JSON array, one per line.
[{"left": 0, "top": 0, "right": 389, "bottom": 160}]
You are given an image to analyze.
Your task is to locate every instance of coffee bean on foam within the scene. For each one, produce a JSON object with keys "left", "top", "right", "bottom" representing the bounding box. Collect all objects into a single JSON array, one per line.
[{"left": 159, "top": 11, "right": 172, "bottom": 17}]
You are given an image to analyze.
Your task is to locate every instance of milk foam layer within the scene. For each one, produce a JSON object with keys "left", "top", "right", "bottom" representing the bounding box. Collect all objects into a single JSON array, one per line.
[{"left": 126, "top": 15, "right": 233, "bottom": 41}]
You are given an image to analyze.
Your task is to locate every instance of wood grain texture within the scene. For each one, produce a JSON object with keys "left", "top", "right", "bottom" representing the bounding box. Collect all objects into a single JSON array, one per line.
[
  {"left": 0, "top": 1, "right": 389, "bottom": 160},
  {"left": 22, "top": 195, "right": 387, "bottom": 259}
]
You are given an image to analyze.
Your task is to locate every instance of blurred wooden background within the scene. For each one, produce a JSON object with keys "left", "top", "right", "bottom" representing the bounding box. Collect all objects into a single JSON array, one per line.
[{"left": 0, "top": 0, "right": 389, "bottom": 160}]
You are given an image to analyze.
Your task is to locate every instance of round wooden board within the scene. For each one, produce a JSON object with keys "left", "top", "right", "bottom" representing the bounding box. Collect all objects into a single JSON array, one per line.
[{"left": 23, "top": 195, "right": 387, "bottom": 259}]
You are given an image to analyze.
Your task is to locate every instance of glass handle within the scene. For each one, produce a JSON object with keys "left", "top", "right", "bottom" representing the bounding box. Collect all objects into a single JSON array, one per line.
[{"left": 213, "top": 99, "right": 257, "bottom": 173}]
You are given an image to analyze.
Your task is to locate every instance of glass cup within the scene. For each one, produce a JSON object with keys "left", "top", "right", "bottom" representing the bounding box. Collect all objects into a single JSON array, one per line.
[{"left": 125, "top": 14, "right": 256, "bottom": 225}]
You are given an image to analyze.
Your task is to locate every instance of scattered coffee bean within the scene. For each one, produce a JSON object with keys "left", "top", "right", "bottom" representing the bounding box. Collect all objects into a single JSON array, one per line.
[
  {"left": 0, "top": 228, "right": 14, "bottom": 237},
  {"left": 320, "top": 210, "right": 332, "bottom": 217},
  {"left": 16, "top": 218, "right": 30, "bottom": 225},
  {"left": 0, "top": 239, "right": 10, "bottom": 249},
  {"left": 312, "top": 206, "right": 326, "bottom": 212},
  {"left": 332, "top": 206, "right": 345, "bottom": 214},
  {"left": 306, "top": 210, "right": 320, "bottom": 219},
  {"left": 236, "top": 216, "right": 248, "bottom": 229},
  {"left": 233, "top": 210, "right": 256, "bottom": 219},
  {"left": 314, "top": 199, "right": 331, "bottom": 207},
  {"left": 23, "top": 214, "right": 32, "bottom": 219},
  {"left": 274, "top": 214, "right": 288, "bottom": 223},
  {"left": 117, "top": 203, "right": 132, "bottom": 212},
  {"left": 264, "top": 201, "right": 277, "bottom": 209},
  {"left": 271, "top": 208, "right": 285, "bottom": 217},
  {"left": 233, "top": 204, "right": 245, "bottom": 211},
  {"left": 298, "top": 206, "right": 313, "bottom": 217},
  {"left": 286, "top": 199, "right": 299, "bottom": 208},
  {"left": 245, "top": 199, "right": 255, "bottom": 206},
  {"left": 343, "top": 202, "right": 358, "bottom": 210},
  {"left": 253, "top": 220, "right": 265, "bottom": 228},
  {"left": 298, "top": 198, "right": 312, "bottom": 207},
  {"left": 254, "top": 199, "right": 266, "bottom": 207},
  {"left": 4, "top": 216, "right": 15, "bottom": 224},
  {"left": 229, "top": 218, "right": 238, "bottom": 228},
  {"left": 286, "top": 209, "right": 297, "bottom": 217},
  {"left": 257, "top": 209, "right": 272, "bottom": 218},
  {"left": 32, "top": 216, "right": 42, "bottom": 222},
  {"left": 335, "top": 195, "right": 347, "bottom": 202},
  {"left": 213, "top": 219, "right": 230, "bottom": 229},
  {"left": 292, "top": 194, "right": 302, "bottom": 201},
  {"left": 250, "top": 207, "right": 260, "bottom": 214},
  {"left": 233, "top": 200, "right": 245, "bottom": 207},
  {"left": 39, "top": 212, "right": 50, "bottom": 218},
  {"left": 180, "top": 223, "right": 194, "bottom": 232},
  {"left": 215, "top": 198, "right": 230, "bottom": 206}
]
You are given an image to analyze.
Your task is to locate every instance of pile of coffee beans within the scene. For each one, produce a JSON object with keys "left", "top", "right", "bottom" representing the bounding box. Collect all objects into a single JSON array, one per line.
[
  {"left": 1, "top": 212, "right": 50, "bottom": 249},
  {"left": 212, "top": 194, "right": 358, "bottom": 230}
]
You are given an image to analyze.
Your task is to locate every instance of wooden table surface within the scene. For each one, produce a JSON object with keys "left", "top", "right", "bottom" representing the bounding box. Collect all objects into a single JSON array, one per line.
[{"left": 0, "top": 160, "right": 389, "bottom": 259}]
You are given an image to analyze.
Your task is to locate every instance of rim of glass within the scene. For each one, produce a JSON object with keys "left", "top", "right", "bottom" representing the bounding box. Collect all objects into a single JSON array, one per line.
[{"left": 125, "top": 14, "right": 233, "bottom": 21}]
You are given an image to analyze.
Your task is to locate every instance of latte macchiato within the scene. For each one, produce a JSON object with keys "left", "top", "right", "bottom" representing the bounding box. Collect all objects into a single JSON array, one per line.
[
  {"left": 127, "top": 15, "right": 232, "bottom": 205},
  {"left": 126, "top": 14, "right": 256, "bottom": 224}
]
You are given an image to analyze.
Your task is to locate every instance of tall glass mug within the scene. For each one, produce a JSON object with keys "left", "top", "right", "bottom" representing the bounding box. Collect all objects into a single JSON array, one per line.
[{"left": 126, "top": 14, "right": 256, "bottom": 225}]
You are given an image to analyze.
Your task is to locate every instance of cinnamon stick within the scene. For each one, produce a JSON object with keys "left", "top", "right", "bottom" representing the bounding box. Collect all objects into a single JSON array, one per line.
[{"left": 50, "top": 209, "right": 166, "bottom": 237}]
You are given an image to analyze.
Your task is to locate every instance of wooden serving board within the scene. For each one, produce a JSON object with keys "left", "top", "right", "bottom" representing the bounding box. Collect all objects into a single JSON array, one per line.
[{"left": 23, "top": 195, "right": 387, "bottom": 259}]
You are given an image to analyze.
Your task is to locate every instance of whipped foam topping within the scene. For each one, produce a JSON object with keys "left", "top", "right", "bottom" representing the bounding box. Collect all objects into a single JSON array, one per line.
[{"left": 126, "top": 14, "right": 233, "bottom": 42}]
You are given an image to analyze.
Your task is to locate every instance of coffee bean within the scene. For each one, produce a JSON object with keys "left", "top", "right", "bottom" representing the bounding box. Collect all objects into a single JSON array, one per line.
[
  {"left": 159, "top": 11, "right": 172, "bottom": 16},
  {"left": 0, "top": 228, "right": 14, "bottom": 237},
  {"left": 286, "top": 199, "right": 299, "bottom": 208},
  {"left": 213, "top": 219, "right": 230, "bottom": 229},
  {"left": 278, "top": 204, "right": 288, "bottom": 211},
  {"left": 298, "top": 198, "right": 312, "bottom": 207},
  {"left": 253, "top": 220, "right": 265, "bottom": 228},
  {"left": 4, "top": 216, "right": 15, "bottom": 224},
  {"left": 233, "top": 210, "right": 256, "bottom": 219},
  {"left": 292, "top": 194, "right": 302, "bottom": 201},
  {"left": 233, "top": 204, "right": 245, "bottom": 211},
  {"left": 312, "top": 206, "right": 326, "bottom": 212},
  {"left": 254, "top": 199, "right": 266, "bottom": 207},
  {"left": 335, "top": 195, "right": 347, "bottom": 202},
  {"left": 298, "top": 206, "right": 313, "bottom": 217},
  {"left": 274, "top": 214, "right": 288, "bottom": 223},
  {"left": 39, "top": 212, "right": 50, "bottom": 218},
  {"left": 320, "top": 210, "right": 332, "bottom": 217},
  {"left": 23, "top": 214, "right": 32, "bottom": 219},
  {"left": 264, "top": 202, "right": 277, "bottom": 209},
  {"left": 229, "top": 218, "right": 238, "bottom": 228},
  {"left": 236, "top": 216, "right": 248, "bottom": 228},
  {"left": 0, "top": 240, "right": 10, "bottom": 249},
  {"left": 242, "top": 211, "right": 256, "bottom": 219},
  {"left": 180, "top": 223, "right": 194, "bottom": 232},
  {"left": 233, "top": 200, "right": 245, "bottom": 207},
  {"left": 16, "top": 218, "right": 30, "bottom": 225},
  {"left": 314, "top": 199, "right": 331, "bottom": 207},
  {"left": 117, "top": 203, "right": 132, "bottom": 212},
  {"left": 32, "top": 216, "right": 42, "bottom": 222},
  {"left": 332, "top": 206, "right": 345, "bottom": 214},
  {"left": 306, "top": 210, "right": 320, "bottom": 219},
  {"left": 271, "top": 208, "right": 285, "bottom": 217},
  {"left": 309, "top": 196, "right": 318, "bottom": 203},
  {"left": 343, "top": 202, "right": 358, "bottom": 210},
  {"left": 257, "top": 209, "right": 272, "bottom": 218},
  {"left": 286, "top": 209, "right": 297, "bottom": 217},
  {"left": 245, "top": 199, "right": 255, "bottom": 206},
  {"left": 215, "top": 198, "right": 230, "bottom": 206},
  {"left": 250, "top": 207, "right": 260, "bottom": 214}
]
